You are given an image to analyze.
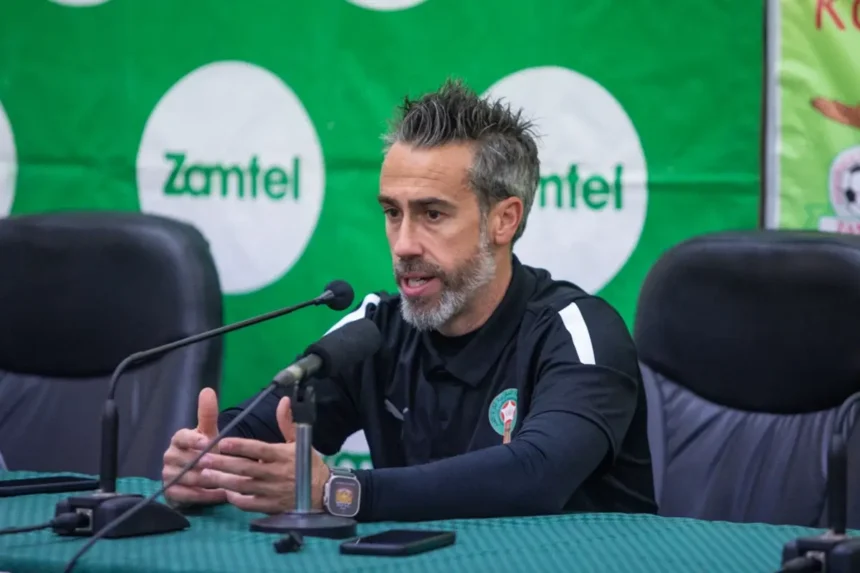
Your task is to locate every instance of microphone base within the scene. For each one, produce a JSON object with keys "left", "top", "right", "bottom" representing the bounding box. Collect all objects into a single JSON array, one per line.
[
  {"left": 783, "top": 533, "right": 860, "bottom": 572},
  {"left": 249, "top": 510, "right": 357, "bottom": 539},
  {"left": 53, "top": 493, "right": 190, "bottom": 538}
]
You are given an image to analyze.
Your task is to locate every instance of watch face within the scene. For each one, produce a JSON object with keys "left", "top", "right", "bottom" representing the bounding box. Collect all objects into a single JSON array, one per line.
[{"left": 328, "top": 477, "right": 360, "bottom": 517}]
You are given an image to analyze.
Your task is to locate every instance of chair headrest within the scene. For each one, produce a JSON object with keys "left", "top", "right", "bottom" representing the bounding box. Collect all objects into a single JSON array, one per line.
[
  {"left": 634, "top": 230, "right": 860, "bottom": 413},
  {"left": 0, "top": 212, "right": 222, "bottom": 377}
]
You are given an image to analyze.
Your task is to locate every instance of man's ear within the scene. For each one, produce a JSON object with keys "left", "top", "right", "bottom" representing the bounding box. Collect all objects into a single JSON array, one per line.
[{"left": 490, "top": 197, "right": 523, "bottom": 246}]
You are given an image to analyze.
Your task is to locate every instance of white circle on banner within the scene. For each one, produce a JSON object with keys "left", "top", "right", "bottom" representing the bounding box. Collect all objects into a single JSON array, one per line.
[
  {"left": 136, "top": 61, "right": 325, "bottom": 295},
  {"left": 49, "top": 0, "right": 111, "bottom": 6},
  {"left": 482, "top": 66, "right": 648, "bottom": 294},
  {"left": 346, "top": 0, "right": 427, "bottom": 10},
  {"left": 0, "top": 101, "right": 17, "bottom": 217},
  {"left": 828, "top": 146, "right": 860, "bottom": 218}
]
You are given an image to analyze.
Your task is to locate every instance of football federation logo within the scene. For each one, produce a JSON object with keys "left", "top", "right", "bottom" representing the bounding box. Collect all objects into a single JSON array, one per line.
[{"left": 489, "top": 388, "right": 518, "bottom": 444}]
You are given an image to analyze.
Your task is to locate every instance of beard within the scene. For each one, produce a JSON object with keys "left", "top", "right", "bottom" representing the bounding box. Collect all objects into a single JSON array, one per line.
[{"left": 395, "top": 231, "right": 496, "bottom": 332}]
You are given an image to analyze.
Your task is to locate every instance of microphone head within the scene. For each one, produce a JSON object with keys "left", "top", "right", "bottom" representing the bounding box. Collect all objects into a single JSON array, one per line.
[
  {"left": 321, "top": 280, "right": 355, "bottom": 311},
  {"left": 305, "top": 318, "right": 381, "bottom": 378}
]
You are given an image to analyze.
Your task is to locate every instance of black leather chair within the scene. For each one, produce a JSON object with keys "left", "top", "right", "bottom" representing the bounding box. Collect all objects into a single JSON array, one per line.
[
  {"left": 0, "top": 211, "right": 223, "bottom": 480},
  {"left": 635, "top": 230, "right": 860, "bottom": 528}
]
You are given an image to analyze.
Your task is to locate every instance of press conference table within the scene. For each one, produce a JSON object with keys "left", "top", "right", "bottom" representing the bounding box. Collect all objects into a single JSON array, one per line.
[{"left": 0, "top": 472, "right": 817, "bottom": 572}]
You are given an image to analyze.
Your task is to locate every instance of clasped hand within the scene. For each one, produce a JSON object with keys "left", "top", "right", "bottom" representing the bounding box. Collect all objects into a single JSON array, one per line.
[{"left": 162, "top": 388, "right": 331, "bottom": 514}]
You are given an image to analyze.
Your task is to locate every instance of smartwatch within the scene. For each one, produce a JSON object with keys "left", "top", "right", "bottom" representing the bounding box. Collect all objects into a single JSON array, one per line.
[{"left": 323, "top": 467, "right": 361, "bottom": 518}]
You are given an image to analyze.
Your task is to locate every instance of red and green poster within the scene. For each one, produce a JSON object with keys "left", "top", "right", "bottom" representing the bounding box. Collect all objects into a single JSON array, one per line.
[{"left": 765, "top": 0, "right": 860, "bottom": 231}]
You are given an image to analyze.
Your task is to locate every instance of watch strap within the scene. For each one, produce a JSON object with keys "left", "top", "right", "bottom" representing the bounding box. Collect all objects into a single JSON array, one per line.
[{"left": 330, "top": 467, "right": 355, "bottom": 479}]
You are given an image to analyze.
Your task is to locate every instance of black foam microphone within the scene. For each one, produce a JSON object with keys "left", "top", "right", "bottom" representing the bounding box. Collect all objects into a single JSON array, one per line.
[
  {"left": 52, "top": 280, "right": 354, "bottom": 541},
  {"left": 272, "top": 316, "right": 382, "bottom": 386},
  {"left": 273, "top": 316, "right": 377, "bottom": 387},
  {"left": 62, "top": 318, "right": 382, "bottom": 573}
]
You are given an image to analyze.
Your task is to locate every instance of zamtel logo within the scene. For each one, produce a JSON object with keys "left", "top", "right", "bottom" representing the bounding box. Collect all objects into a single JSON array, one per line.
[
  {"left": 163, "top": 152, "right": 301, "bottom": 201},
  {"left": 136, "top": 61, "right": 325, "bottom": 294},
  {"left": 482, "top": 66, "right": 648, "bottom": 295},
  {"left": 538, "top": 164, "right": 624, "bottom": 211}
]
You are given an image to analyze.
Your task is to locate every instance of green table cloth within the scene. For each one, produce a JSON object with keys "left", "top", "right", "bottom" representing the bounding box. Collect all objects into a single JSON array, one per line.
[{"left": 0, "top": 472, "right": 815, "bottom": 572}]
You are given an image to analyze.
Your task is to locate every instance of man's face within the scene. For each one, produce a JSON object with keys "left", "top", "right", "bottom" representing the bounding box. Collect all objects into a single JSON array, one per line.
[{"left": 378, "top": 142, "right": 496, "bottom": 331}]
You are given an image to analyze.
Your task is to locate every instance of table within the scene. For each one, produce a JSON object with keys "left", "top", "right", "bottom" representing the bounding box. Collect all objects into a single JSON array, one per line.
[{"left": 0, "top": 471, "right": 818, "bottom": 572}]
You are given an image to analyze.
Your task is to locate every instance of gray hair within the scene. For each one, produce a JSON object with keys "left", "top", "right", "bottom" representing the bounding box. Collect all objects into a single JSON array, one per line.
[{"left": 383, "top": 78, "right": 540, "bottom": 243}]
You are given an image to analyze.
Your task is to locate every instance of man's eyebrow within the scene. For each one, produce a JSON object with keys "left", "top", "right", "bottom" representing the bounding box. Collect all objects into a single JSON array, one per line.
[{"left": 377, "top": 195, "right": 456, "bottom": 210}]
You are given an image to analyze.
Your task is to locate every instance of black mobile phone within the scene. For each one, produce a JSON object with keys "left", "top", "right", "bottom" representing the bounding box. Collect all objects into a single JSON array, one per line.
[
  {"left": 339, "top": 529, "right": 456, "bottom": 557},
  {"left": 0, "top": 475, "right": 99, "bottom": 497}
]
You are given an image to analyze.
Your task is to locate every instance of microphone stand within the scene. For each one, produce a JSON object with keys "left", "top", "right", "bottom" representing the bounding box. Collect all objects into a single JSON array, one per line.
[
  {"left": 779, "top": 432, "right": 860, "bottom": 572},
  {"left": 53, "top": 286, "right": 350, "bottom": 540},
  {"left": 248, "top": 379, "right": 358, "bottom": 539},
  {"left": 60, "top": 317, "right": 378, "bottom": 573}
]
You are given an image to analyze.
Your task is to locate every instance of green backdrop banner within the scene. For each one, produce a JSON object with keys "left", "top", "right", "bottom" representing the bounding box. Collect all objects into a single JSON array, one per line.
[
  {"left": 0, "top": 0, "right": 761, "bottom": 469},
  {"left": 765, "top": 0, "right": 860, "bottom": 230}
]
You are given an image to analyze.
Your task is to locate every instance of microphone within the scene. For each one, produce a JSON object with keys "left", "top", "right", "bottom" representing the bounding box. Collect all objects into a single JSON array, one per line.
[
  {"left": 272, "top": 316, "right": 382, "bottom": 386},
  {"left": 100, "top": 279, "right": 353, "bottom": 493},
  {"left": 273, "top": 315, "right": 378, "bottom": 387},
  {"left": 778, "top": 398, "right": 860, "bottom": 573},
  {"left": 62, "top": 318, "right": 382, "bottom": 573},
  {"left": 52, "top": 280, "right": 354, "bottom": 541},
  {"left": 248, "top": 319, "right": 383, "bottom": 538}
]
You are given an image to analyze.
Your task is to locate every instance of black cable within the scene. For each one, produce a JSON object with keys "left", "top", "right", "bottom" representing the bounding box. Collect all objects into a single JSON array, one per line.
[
  {"left": 0, "top": 512, "right": 87, "bottom": 536},
  {"left": 776, "top": 555, "right": 823, "bottom": 573},
  {"left": 63, "top": 382, "right": 279, "bottom": 573}
]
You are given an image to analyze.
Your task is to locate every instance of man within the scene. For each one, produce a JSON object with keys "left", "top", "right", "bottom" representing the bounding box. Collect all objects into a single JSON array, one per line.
[{"left": 161, "top": 79, "right": 657, "bottom": 522}]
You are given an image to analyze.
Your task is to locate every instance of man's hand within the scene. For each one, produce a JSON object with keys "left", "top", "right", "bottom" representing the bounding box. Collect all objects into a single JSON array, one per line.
[
  {"left": 812, "top": 97, "right": 860, "bottom": 130},
  {"left": 196, "top": 396, "right": 332, "bottom": 514},
  {"left": 162, "top": 387, "right": 228, "bottom": 506}
]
